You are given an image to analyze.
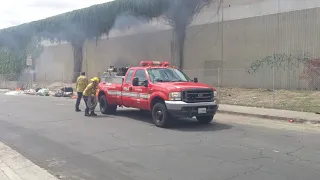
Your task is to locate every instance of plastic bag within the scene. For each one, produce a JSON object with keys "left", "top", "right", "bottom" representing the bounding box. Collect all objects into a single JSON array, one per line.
[{"left": 37, "top": 88, "right": 49, "bottom": 96}]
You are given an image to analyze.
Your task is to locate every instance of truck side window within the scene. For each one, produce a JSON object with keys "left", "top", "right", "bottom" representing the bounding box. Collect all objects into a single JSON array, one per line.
[
  {"left": 125, "top": 70, "right": 134, "bottom": 84},
  {"left": 134, "top": 69, "right": 147, "bottom": 85}
]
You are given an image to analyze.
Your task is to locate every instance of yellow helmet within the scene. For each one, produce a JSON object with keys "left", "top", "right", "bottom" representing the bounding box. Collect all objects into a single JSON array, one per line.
[{"left": 91, "top": 77, "right": 100, "bottom": 83}]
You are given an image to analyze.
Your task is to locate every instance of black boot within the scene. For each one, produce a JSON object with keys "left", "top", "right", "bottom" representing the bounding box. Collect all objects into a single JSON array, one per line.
[
  {"left": 90, "top": 111, "right": 97, "bottom": 117},
  {"left": 75, "top": 104, "right": 81, "bottom": 112},
  {"left": 85, "top": 109, "right": 90, "bottom": 116}
]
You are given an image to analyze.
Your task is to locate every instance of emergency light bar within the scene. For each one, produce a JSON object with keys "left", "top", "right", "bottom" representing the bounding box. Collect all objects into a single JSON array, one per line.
[{"left": 140, "top": 61, "right": 169, "bottom": 67}]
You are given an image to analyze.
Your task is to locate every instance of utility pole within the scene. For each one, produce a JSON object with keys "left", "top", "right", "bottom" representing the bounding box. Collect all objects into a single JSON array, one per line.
[{"left": 26, "top": 55, "right": 33, "bottom": 89}]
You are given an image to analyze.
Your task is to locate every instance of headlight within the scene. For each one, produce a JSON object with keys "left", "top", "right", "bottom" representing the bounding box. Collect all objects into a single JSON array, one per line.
[
  {"left": 213, "top": 90, "right": 217, "bottom": 97},
  {"left": 169, "top": 92, "right": 181, "bottom": 101}
]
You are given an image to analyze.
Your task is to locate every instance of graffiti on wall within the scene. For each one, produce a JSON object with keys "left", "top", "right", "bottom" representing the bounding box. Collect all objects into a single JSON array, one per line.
[
  {"left": 247, "top": 52, "right": 311, "bottom": 74},
  {"left": 247, "top": 52, "right": 320, "bottom": 90}
]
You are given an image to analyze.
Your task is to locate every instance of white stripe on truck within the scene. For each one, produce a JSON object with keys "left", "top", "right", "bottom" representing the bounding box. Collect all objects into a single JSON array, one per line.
[{"left": 106, "top": 90, "right": 151, "bottom": 99}]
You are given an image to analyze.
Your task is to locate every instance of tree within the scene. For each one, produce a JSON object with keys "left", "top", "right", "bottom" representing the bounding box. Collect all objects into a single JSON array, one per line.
[
  {"left": 0, "top": 0, "right": 220, "bottom": 80},
  {"left": 0, "top": 0, "right": 169, "bottom": 82},
  {"left": 0, "top": 37, "right": 43, "bottom": 81}
]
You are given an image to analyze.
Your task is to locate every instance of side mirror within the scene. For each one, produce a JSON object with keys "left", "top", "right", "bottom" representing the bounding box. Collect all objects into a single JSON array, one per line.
[
  {"left": 194, "top": 78, "right": 198, "bottom": 83},
  {"left": 132, "top": 77, "right": 139, "bottom": 86},
  {"left": 142, "top": 80, "right": 148, "bottom": 87}
]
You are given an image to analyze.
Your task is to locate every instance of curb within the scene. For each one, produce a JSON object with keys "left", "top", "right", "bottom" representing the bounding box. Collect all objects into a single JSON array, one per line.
[{"left": 217, "top": 110, "right": 320, "bottom": 124}]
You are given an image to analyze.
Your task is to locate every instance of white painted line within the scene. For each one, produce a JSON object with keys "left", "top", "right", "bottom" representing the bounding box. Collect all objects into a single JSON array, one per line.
[{"left": 0, "top": 141, "right": 59, "bottom": 180}]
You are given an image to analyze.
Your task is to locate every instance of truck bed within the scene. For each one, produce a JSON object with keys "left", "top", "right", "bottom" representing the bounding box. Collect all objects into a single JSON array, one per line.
[
  {"left": 98, "top": 75, "right": 124, "bottom": 106},
  {"left": 100, "top": 75, "right": 124, "bottom": 84}
]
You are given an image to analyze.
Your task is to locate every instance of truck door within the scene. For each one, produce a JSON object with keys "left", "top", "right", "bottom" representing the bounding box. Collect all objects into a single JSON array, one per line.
[
  {"left": 122, "top": 69, "right": 135, "bottom": 107},
  {"left": 132, "top": 69, "right": 150, "bottom": 110}
]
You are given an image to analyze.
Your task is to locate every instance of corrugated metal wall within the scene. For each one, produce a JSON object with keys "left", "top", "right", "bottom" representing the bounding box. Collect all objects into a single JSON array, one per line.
[{"left": 184, "top": 1, "right": 320, "bottom": 90}]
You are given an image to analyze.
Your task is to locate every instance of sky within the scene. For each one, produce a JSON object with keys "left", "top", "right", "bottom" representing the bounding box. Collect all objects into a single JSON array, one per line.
[{"left": 0, "top": 0, "right": 114, "bottom": 29}]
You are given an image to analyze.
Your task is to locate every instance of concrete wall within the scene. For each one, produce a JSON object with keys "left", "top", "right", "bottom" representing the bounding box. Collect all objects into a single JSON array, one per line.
[
  {"left": 82, "top": 30, "right": 173, "bottom": 79},
  {"left": 35, "top": 43, "right": 74, "bottom": 83},
  {"left": 34, "top": 0, "right": 320, "bottom": 90}
]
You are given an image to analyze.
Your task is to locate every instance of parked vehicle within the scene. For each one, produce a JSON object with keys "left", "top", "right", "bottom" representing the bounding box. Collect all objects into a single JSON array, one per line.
[{"left": 98, "top": 61, "right": 218, "bottom": 128}]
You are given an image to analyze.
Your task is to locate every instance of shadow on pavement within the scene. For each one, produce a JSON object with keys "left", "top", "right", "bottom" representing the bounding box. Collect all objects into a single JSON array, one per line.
[{"left": 113, "top": 109, "right": 233, "bottom": 132}]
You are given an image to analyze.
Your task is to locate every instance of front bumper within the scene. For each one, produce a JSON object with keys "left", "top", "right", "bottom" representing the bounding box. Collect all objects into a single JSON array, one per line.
[{"left": 165, "top": 100, "right": 219, "bottom": 118}]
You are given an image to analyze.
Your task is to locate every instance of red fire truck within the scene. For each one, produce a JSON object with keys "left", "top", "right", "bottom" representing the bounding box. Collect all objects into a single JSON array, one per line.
[{"left": 98, "top": 61, "right": 218, "bottom": 128}]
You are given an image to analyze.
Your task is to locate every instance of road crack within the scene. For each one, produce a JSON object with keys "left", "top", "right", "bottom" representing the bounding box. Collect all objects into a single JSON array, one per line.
[
  {"left": 217, "top": 148, "right": 272, "bottom": 166},
  {"left": 284, "top": 136, "right": 320, "bottom": 173},
  {"left": 285, "top": 136, "right": 320, "bottom": 163},
  {"left": 223, "top": 165, "right": 263, "bottom": 180}
]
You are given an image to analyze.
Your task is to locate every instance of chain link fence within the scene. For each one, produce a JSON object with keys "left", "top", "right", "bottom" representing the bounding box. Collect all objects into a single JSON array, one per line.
[
  {"left": 184, "top": 68, "right": 320, "bottom": 113},
  {"left": 0, "top": 68, "right": 319, "bottom": 113},
  {"left": 0, "top": 72, "right": 78, "bottom": 92}
]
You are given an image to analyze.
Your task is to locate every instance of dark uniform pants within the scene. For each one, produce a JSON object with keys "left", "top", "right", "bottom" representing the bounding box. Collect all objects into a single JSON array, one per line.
[
  {"left": 83, "top": 96, "right": 89, "bottom": 113},
  {"left": 75, "top": 92, "right": 83, "bottom": 109}
]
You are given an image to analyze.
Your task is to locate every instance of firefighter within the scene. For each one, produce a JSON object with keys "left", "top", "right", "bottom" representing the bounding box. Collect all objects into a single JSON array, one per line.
[
  {"left": 75, "top": 72, "right": 88, "bottom": 112},
  {"left": 83, "top": 77, "right": 100, "bottom": 116}
]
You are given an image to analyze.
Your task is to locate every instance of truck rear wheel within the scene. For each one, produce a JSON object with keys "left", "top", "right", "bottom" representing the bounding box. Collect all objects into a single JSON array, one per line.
[
  {"left": 99, "top": 95, "right": 117, "bottom": 114},
  {"left": 152, "top": 102, "right": 170, "bottom": 128},
  {"left": 196, "top": 115, "right": 214, "bottom": 124}
]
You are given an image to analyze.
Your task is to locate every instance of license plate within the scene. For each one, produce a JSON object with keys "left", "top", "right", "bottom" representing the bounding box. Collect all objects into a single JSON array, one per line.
[{"left": 198, "top": 108, "right": 207, "bottom": 114}]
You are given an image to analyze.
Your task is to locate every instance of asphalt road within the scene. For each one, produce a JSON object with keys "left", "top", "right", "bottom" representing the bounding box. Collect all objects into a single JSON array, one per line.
[{"left": 0, "top": 94, "right": 320, "bottom": 180}]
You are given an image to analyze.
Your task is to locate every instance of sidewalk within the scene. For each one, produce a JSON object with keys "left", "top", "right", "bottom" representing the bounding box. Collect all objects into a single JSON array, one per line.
[
  {"left": 0, "top": 141, "right": 58, "bottom": 180},
  {"left": 218, "top": 104, "right": 320, "bottom": 124}
]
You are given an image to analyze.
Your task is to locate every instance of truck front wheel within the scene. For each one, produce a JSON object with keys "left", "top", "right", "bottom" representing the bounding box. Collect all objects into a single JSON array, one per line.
[
  {"left": 152, "top": 102, "right": 170, "bottom": 128},
  {"left": 99, "top": 95, "right": 117, "bottom": 114},
  {"left": 196, "top": 115, "right": 214, "bottom": 124}
]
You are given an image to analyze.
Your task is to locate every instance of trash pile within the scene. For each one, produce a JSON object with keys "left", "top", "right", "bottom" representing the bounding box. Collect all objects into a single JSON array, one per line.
[
  {"left": 54, "top": 87, "right": 74, "bottom": 97},
  {"left": 4, "top": 90, "right": 25, "bottom": 96},
  {"left": 3, "top": 82, "right": 75, "bottom": 98},
  {"left": 37, "top": 88, "right": 50, "bottom": 96}
]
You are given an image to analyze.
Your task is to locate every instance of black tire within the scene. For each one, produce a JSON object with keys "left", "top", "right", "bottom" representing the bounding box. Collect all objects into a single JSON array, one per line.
[
  {"left": 196, "top": 115, "right": 214, "bottom": 124},
  {"left": 152, "top": 102, "right": 171, "bottom": 128},
  {"left": 99, "top": 95, "right": 117, "bottom": 114}
]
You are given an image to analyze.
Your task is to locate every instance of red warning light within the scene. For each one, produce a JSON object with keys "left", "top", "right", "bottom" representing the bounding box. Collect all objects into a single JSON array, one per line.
[{"left": 140, "top": 61, "right": 170, "bottom": 67}]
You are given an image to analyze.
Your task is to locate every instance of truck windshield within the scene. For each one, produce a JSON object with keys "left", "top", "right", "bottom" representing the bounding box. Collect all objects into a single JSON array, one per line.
[{"left": 147, "top": 68, "right": 191, "bottom": 83}]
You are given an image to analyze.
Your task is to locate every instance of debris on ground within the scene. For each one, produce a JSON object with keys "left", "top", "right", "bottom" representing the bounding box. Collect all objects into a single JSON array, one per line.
[
  {"left": 49, "top": 91, "right": 56, "bottom": 96},
  {"left": 4, "top": 91, "right": 25, "bottom": 96},
  {"left": 54, "top": 90, "right": 73, "bottom": 97},
  {"left": 54, "top": 87, "right": 74, "bottom": 97},
  {"left": 36, "top": 88, "right": 50, "bottom": 96},
  {"left": 47, "top": 82, "right": 73, "bottom": 92},
  {"left": 3, "top": 82, "right": 75, "bottom": 98},
  {"left": 24, "top": 89, "right": 37, "bottom": 95},
  {"left": 61, "top": 87, "right": 73, "bottom": 94}
]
